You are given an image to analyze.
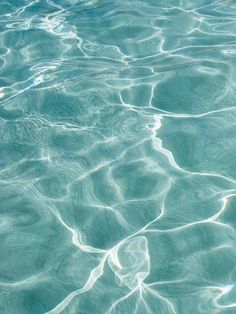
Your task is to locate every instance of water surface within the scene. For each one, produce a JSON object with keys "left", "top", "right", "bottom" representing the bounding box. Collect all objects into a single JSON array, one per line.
[{"left": 1, "top": 0, "right": 236, "bottom": 313}]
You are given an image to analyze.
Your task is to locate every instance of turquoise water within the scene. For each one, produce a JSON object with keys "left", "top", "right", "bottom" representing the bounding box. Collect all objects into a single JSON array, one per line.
[{"left": 1, "top": 0, "right": 236, "bottom": 313}]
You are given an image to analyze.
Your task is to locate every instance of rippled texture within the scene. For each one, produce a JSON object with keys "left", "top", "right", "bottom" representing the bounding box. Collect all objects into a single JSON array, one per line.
[{"left": 1, "top": 0, "right": 236, "bottom": 313}]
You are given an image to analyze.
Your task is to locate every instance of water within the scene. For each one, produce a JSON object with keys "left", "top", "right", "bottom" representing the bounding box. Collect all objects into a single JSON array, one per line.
[{"left": 1, "top": 0, "right": 236, "bottom": 313}]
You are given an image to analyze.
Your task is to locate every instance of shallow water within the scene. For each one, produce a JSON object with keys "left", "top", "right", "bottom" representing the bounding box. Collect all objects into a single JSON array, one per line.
[{"left": 1, "top": 0, "right": 236, "bottom": 313}]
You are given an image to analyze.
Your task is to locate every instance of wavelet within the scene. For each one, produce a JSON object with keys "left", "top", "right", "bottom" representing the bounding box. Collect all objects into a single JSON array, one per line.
[{"left": 1, "top": 0, "right": 236, "bottom": 313}]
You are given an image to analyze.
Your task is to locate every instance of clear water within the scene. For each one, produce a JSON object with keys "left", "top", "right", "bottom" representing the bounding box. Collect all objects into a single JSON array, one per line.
[{"left": 1, "top": 1, "right": 236, "bottom": 313}]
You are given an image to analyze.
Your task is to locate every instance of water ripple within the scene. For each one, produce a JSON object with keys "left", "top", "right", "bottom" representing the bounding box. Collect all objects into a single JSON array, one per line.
[{"left": 1, "top": 0, "right": 236, "bottom": 313}]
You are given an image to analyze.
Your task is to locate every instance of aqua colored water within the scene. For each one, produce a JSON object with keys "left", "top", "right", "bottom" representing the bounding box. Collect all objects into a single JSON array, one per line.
[{"left": 1, "top": 0, "right": 236, "bottom": 313}]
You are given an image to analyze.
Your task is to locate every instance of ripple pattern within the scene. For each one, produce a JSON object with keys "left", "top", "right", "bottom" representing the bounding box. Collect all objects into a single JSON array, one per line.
[{"left": 1, "top": 0, "right": 236, "bottom": 313}]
